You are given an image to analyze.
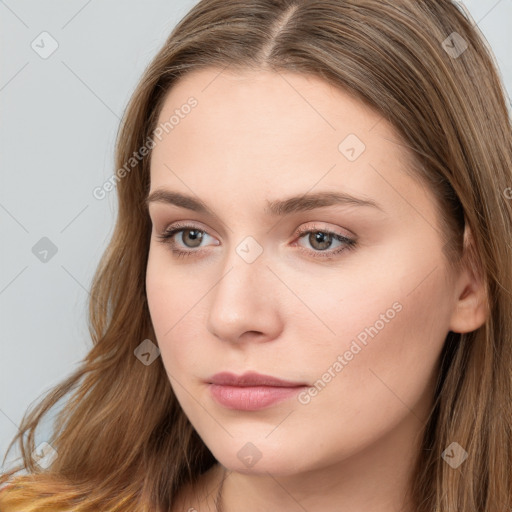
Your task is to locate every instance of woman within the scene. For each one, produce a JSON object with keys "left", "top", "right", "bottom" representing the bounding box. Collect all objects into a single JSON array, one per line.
[{"left": 1, "top": 1, "right": 511, "bottom": 511}]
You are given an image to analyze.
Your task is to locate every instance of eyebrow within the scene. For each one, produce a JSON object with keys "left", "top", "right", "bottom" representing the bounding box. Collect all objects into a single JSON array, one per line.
[{"left": 145, "top": 189, "right": 385, "bottom": 216}]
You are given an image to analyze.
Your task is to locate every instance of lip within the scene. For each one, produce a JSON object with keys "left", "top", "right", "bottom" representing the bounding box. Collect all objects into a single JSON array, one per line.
[
  {"left": 207, "top": 371, "right": 308, "bottom": 411},
  {"left": 207, "top": 371, "right": 307, "bottom": 387}
]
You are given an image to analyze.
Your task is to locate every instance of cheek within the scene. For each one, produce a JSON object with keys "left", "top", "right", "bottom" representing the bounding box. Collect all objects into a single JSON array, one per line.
[
  {"left": 276, "top": 272, "right": 450, "bottom": 469},
  {"left": 289, "top": 240, "right": 451, "bottom": 403},
  {"left": 145, "top": 252, "right": 209, "bottom": 372},
  {"left": 276, "top": 240, "right": 448, "bottom": 358},
  {"left": 302, "top": 263, "right": 451, "bottom": 431}
]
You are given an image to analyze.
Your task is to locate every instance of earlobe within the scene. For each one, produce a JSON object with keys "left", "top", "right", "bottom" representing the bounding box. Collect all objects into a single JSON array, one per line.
[{"left": 448, "top": 224, "right": 489, "bottom": 334}]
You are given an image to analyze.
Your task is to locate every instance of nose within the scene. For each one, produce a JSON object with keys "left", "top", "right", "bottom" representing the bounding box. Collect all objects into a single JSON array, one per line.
[{"left": 206, "top": 241, "right": 284, "bottom": 345}]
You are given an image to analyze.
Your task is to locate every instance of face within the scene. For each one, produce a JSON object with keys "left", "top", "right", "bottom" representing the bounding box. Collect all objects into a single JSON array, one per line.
[{"left": 145, "top": 67, "right": 459, "bottom": 476}]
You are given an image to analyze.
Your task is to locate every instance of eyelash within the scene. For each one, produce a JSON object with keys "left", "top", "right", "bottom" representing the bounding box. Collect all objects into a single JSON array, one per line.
[{"left": 155, "top": 221, "right": 357, "bottom": 261}]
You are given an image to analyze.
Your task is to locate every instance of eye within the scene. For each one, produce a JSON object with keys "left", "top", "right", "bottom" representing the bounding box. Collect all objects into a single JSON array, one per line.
[
  {"left": 155, "top": 222, "right": 218, "bottom": 258},
  {"left": 293, "top": 223, "right": 357, "bottom": 260},
  {"left": 155, "top": 222, "right": 357, "bottom": 260}
]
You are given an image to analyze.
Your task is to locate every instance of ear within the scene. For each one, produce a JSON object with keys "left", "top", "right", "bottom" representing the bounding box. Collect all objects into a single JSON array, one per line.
[{"left": 448, "top": 223, "right": 489, "bottom": 334}]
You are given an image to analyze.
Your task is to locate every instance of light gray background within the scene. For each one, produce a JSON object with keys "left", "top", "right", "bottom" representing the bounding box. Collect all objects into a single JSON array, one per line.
[{"left": 1, "top": 0, "right": 511, "bottom": 471}]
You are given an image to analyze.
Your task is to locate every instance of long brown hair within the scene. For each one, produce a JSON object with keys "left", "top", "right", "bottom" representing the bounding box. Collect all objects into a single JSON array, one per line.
[{"left": 1, "top": 1, "right": 511, "bottom": 510}]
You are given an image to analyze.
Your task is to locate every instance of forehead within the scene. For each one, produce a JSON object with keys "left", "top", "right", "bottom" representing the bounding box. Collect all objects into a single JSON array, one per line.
[
  {"left": 155, "top": 67, "right": 392, "bottom": 143},
  {"left": 148, "top": 67, "right": 431, "bottom": 223}
]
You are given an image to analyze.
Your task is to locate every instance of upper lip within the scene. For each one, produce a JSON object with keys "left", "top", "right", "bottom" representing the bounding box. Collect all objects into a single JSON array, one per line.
[{"left": 208, "top": 371, "right": 307, "bottom": 387}]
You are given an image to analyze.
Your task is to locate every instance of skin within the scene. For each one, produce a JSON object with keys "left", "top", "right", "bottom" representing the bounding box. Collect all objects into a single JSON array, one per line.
[{"left": 145, "top": 67, "right": 488, "bottom": 512}]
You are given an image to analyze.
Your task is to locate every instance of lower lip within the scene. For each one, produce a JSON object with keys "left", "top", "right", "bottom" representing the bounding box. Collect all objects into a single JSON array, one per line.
[{"left": 208, "top": 384, "right": 306, "bottom": 411}]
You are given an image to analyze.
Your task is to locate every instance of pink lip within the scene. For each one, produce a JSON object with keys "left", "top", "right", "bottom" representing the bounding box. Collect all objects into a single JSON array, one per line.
[
  {"left": 207, "top": 371, "right": 308, "bottom": 411},
  {"left": 208, "top": 371, "right": 307, "bottom": 387}
]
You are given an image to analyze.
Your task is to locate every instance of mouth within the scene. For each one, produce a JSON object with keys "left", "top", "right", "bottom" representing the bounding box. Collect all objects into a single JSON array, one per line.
[{"left": 206, "top": 371, "right": 309, "bottom": 411}]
